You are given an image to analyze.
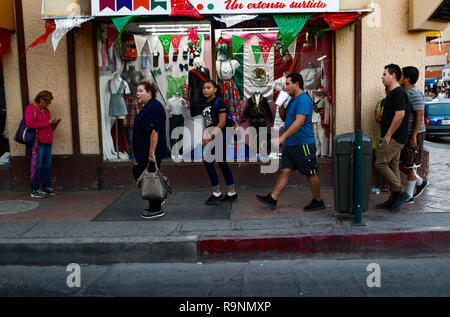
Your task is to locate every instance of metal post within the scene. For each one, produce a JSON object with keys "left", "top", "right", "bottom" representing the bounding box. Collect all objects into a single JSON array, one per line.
[{"left": 353, "top": 130, "right": 365, "bottom": 226}]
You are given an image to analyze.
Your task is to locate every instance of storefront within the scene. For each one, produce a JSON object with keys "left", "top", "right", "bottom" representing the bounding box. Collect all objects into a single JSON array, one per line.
[{"left": 1, "top": 0, "right": 445, "bottom": 190}]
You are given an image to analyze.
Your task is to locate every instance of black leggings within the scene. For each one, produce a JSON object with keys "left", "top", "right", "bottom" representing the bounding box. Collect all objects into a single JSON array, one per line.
[{"left": 133, "top": 161, "right": 162, "bottom": 212}]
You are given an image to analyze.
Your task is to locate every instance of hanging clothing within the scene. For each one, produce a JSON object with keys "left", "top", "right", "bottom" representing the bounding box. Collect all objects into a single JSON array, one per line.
[
  {"left": 220, "top": 78, "right": 242, "bottom": 123},
  {"left": 188, "top": 67, "right": 210, "bottom": 117},
  {"left": 167, "top": 96, "right": 187, "bottom": 116},
  {"left": 243, "top": 95, "right": 273, "bottom": 126},
  {"left": 108, "top": 79, "right": 128, "bottom": 117},
  {"left": 167, "top": 75, "right": 187, "bottom": 100},
  {"left": 123, "top": 96, "right": 142, "bottom": 128}
]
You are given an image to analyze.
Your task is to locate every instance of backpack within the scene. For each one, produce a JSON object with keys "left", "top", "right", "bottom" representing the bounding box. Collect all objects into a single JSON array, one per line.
[
  {"left": 214, "top": 98, "right": 238, "bottom": 128},
  {"left": 121, "top": 36, "right": 137, "bottom": 61},
  {"left": 14, "top": 107, "right": 36, "bottom": 145}
]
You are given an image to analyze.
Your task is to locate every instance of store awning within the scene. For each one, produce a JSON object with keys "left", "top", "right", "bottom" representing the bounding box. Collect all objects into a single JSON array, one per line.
[
  {"left": 0, "top": 0, "right": 15, "bottom": 31},
  {"left": 409, "top": 0, "right": 449, "bottom": 31}
]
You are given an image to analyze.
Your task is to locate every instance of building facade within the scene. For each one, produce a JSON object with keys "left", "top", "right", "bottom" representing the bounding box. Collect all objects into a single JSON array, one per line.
[{"left": 0, "top": 0, "right": 448, "bottom": 191}]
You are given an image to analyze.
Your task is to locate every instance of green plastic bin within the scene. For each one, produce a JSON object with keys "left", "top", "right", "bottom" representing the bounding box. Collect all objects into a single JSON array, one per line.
[{"left": 333, "top": 133, "right": 373, "bottom": 213}]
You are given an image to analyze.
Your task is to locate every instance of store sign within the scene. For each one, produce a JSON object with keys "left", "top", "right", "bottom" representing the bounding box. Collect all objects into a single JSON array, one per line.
[
  {"left": 191, "top": 0, "right": 340, "bottom": 14},
  {"left": 92, "top": 0, "right": 341, "bottom": 16}
]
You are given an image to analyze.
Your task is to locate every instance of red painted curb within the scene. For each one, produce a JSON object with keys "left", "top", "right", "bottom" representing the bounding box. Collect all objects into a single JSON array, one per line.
[{"left": 198, "top": 231, "right": 450, "bottom": 257}]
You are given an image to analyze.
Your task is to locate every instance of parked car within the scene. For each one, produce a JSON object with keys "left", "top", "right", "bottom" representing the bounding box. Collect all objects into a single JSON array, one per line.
[{"left": 424, "top": 99, "right": 450, "bottom": 138}]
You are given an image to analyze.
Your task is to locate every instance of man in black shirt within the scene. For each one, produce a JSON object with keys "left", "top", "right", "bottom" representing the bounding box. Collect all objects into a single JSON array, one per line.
[{"left": 375, "top": 64, "right": 411, "bottom": 211}]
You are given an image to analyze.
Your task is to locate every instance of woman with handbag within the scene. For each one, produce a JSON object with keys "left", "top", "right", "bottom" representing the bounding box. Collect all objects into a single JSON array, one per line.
[
  {"left": 25, "top": 91, "right": 61, "bottom": 198},
  {"left": 133, "top": 81, "right": 168, "bottom": 219},
  {"left": 201, "top": 80, "right": 238, "bottom": 205}
]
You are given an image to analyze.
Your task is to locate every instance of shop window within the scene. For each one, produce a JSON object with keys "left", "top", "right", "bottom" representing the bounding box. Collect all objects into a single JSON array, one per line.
[
  {"left": 97, "top": 21, "right": 213, "bottom": 162},
  {"left": 97, "top": 18, "right": 333, "bottom": 163}
]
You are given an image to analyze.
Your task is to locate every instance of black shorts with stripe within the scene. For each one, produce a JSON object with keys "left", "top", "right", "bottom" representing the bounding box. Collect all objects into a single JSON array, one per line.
[{"left": 280, "top": 143, "right": 318, "bottom": 176}]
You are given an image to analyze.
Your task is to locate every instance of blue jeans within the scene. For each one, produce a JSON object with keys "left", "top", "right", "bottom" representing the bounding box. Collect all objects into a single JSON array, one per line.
[
  {"left": 203, "top": 134, "right": 234, "bottom": 190},
  {"left": 32, "top": 142, "right": 52, "bottom": 191}
]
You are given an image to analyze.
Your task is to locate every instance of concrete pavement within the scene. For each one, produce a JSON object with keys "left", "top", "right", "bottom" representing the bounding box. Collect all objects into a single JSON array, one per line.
[{"left": 0, "top": 182, "right": 449, "bottom": 265}]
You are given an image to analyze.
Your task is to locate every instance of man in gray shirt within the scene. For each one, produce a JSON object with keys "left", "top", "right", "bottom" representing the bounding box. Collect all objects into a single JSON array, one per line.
[{"left": 399, "top": 66, "right": 429, "bottom": 203}]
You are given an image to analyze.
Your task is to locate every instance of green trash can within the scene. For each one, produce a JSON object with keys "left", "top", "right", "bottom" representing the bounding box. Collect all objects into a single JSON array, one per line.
[{"left": 333, "top": 133, "right": 373, "bottom": 213}]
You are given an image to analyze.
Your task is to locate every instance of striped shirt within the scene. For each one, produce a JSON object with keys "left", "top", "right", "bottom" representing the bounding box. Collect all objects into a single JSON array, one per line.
[{"left": 407, "top": 86, "right": 426, "bottom": 134}]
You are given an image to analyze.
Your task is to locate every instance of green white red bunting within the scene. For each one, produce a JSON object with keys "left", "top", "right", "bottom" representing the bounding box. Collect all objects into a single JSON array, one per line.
[
  {"left": 232, "top": 35, "right": 246, "bottom": 58},
  {"left": 273, "top": 14, "right": 311, "bottom": 54},
  {"left": 259, "top": 41, "right": 273, "bottom": 64}
]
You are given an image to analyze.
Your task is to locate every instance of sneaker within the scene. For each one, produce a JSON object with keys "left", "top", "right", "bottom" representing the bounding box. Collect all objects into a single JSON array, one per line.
[
  {"left": 404, "top": 197, "right": 414, "bottom": 204},
  {"left": 140, "top": 210, "right": 164, "bottom": 219},
  {"left": 375, "top": 193, "right": 398, "bottom": 210},
  {"left": 256, "top": 193, "right": 277, "bottom": 210},
  {"left": 43, "top": 187, "right": 57, "bottom": 195},
  {"left": 413, "top": 180, "right": 429, "bottom": 199},
  {"left": 205, "top": 194, "right": 222, "bottom": 206},
  {"left": 221, "top": 193, "right": 238, "bottom": 203},
  {"left": 303, "top": 199, "right": 326, "bottom": 211},
  {"left": 389, "top": 192, "right": 411, "bottom": 211},
  {"left": 31, "top": 190, "right": 47, "bottom": 198}
]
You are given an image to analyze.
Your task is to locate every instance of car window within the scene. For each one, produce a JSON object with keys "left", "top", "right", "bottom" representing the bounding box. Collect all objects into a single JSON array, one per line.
[{"left": 427, "top": 103, "right": 450, "bottom": 116}]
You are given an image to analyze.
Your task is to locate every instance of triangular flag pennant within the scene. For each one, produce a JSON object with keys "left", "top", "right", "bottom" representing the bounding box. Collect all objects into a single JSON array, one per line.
[
  {"left": 134, "top": 0, "right": 150, "bottom": 10},
  {"left": 171, "top": 34, "right": 182, "bottom": 53},
  {"left": 232, "top": 35, "right": 245, "bottom": 58},
  {"left": 213, "top": 15, "right": 258, "bottom": 28},
  {"left": 117, "top": 0, "right": 132, "bottom": 11},
  {"left": 186, "top": 27, "right": 198, "bottom": 47},
  {"left": 112, "top": 15, "right": 140, "bottom": 54},
  {"left": 251, "top": 45, "right": 262, "bottom": 64},
  {"left": 274, "top": 14, "right": 310, "bottom": 54},
  {"left": 52, "top": 17, "right": 93, "bottom": 52},
  {"left": 159, "top": 34, "right": 172, "bottom": 57},
  {"left": 259, "top": 41, "right": 273, "bottom": 63},
  {"left": 170, "top": 0, "right": 204, "bottom": 19},
  {"left": 318, "top": 13, "right": 363, "bottom": 31},
  {"left": 22, "top": 20, "right": 56, "bottom": 57},
  {"left": 107, "top": 25, "right": 119, "bottom": 48},
  {"left": 134, "top": 35, "right": 148, "bottom": 55}
]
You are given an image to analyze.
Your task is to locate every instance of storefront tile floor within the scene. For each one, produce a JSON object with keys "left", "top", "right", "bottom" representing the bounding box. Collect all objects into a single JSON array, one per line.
[{"left": 0, "top": 184, "right": 443, "bottom": 222}]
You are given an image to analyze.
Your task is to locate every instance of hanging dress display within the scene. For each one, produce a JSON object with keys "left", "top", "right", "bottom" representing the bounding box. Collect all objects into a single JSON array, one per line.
[
  {"left": 218, "top": 60, "right": 242, "bottom": 123},
  {"left": 108, "top": 79, "right": 128, "bottom": 117}
]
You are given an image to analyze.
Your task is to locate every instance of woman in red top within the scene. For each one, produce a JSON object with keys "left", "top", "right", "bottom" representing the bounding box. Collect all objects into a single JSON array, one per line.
[{"left": 25, "top": 91, "right": 60, "bottom": 198}]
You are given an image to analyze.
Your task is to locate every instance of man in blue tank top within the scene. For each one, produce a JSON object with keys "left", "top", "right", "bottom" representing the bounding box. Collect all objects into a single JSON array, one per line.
[{"left": 257, "top": 73, "right": 325, "bottom": 211}]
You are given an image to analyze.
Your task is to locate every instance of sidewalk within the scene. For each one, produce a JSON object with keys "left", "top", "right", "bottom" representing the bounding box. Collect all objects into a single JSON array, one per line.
[{"left": 0, "top": 183, "right": 449, "bottom": 265}]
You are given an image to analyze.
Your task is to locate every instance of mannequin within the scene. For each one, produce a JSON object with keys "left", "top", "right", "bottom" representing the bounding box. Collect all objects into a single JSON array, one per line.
[
  {"left": 299, "top": 62, "right": 321, "bottom": 91},
  {"left": 243, "top": 92, "right": 273, "bottom": 156},
  {"left": 312, "top": 89, "right": 330, "bottom": 157},
  {"left": 188, "top": 57, "right": 211, "bottom": 117},
  {"left": 122, "top": 66, "right": 145, "bottom": 158},
  {"left": 216, "top": 46, "right": 242, "bottom": 123},
  {"left": 107, "top": 72, "right": 130, "bottom": 159},
  {"left": 270, "top": 74, "right": 290, "bottom": 158},
  {"left": 168, "top": 93, "right": 187, "bottom": 159},
  {"left": 185, "top": 57, "right": 210, "bottom": 158},
  {"left": 123, "top": 65, "right": 145, "bottom": 97}
]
